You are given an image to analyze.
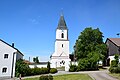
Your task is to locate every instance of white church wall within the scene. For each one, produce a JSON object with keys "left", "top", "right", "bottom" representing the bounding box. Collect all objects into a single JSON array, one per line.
[
  {"left": 65, "top": 60, "right": 71, "bottom": 71},
  {"left": 50, "top": 58, "right": 71, "bottom": 71},
  {"left": 55, "top": 41, "right": 69, "bottom": 56},
  {"left": 50, "top": 15, "right": 71, "bottom": 72},
  {"left": 56, "top": 29, "right": 68, "bottom": 40}
]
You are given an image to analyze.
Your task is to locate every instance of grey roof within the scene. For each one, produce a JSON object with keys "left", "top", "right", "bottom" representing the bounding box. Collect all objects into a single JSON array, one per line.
[
  {"left": 0, "top": 39, "right": 24, "bottom": 56},
  {"left": 107, "top": 38, "right": 120, "bottom": 47},
  {"left": 57, "top": 15, "right": 68, "bottom": 30}
]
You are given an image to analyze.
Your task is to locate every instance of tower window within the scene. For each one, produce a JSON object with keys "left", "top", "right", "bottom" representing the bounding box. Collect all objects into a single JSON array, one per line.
[
  {"left": 62, "top": 44, "right": 63, "bottom": 47},
  {"left": 61, "top": 33, "right": 64, "bottom": 38}
]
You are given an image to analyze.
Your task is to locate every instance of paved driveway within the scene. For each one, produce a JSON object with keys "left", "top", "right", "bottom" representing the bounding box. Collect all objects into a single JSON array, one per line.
[{"left": 88, "top": 70, "right": 118, "bottom": 80}]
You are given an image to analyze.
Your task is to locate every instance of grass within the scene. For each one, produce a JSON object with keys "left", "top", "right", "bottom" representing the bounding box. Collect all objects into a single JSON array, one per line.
[
  {"left": 24, "top": 74, "right": 93, "bottom": 80},
  {"left": 109, "top": 73, "right": 120, "bottom": 80},
  {"left": 54, "top": 74, "right": 93, "bottom": 80}
]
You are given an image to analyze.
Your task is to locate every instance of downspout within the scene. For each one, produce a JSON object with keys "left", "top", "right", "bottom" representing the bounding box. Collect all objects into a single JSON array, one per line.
[{"left": 11, "top": 52, "right": 15, "bottom": 78}]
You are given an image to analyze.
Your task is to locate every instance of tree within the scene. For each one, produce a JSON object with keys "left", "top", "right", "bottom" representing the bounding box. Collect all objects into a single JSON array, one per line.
[
  {"left": 33, "top": 56, "right": 39, "bottom": 63},
  {"left": 15, "top": 59, "right": 30, "bottom": 77},
  {"left": 47, "top": 61, "right": 51, "bottom": 72},
  {"left": 74, "top": 27, "right": 107, "bottom": 70}
]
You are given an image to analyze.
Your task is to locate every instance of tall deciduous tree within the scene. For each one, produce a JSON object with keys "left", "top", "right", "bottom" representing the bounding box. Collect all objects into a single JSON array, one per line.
[
  {"left": 33, "top": 56, "right": 39, "bottom": 63},
  {"left": 74, "top": 27, "right": 107, "bottom": 70}
]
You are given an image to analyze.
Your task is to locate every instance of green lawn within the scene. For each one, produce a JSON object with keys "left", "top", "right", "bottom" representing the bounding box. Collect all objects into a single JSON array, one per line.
[
  {"left": 109, "top": 73, "right": 120, "bottom": 80},
  {"left": 24, "top": 74, "right": 93, "bottom": 80}
]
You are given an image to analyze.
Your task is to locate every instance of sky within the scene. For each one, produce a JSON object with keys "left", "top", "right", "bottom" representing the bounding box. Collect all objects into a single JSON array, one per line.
[{"left": 0, "top": 0, "right": 120, "bottom": 61}]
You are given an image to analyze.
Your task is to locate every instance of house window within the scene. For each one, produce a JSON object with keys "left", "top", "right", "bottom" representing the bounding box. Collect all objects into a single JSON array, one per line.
[
  {"left": 61, "top": 33, "right": 64, "bottom": 38},
  {"left": 4, "top": 54, "right": 8, "bottom": 59},
  {"left": 2, "top": 68, "right": 7, "bottom": 73},
  {"left": 62, "top": 44, "right": 63, "bottom": 47}
]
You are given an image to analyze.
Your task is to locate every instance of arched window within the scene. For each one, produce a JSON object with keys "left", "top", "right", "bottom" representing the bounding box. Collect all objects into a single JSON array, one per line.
[
  {"left": 62, "top": 44, "right": 63, "bottom": 47},
  {"left": 61, "top": 33, "right": 64, "bottom": 38}
]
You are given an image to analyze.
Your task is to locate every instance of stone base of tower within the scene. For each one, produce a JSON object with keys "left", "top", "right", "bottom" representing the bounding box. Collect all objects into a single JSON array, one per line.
[{"left": 50, "top": 56, "right": 71, "bottom": 71}]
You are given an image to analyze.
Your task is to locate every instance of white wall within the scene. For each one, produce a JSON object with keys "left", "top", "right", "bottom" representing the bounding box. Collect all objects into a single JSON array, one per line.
[
  {"left": 108, "top": 56, "right": 120, "bottom": 65},
  {"left": 0, "top": 41, "right": 17, "bottom": 78},
  {"left": 0, "top": 41, "right": 23, "bottom": 78},
  {"left": 50, "top": 58, "right": 71, "bottom": 71},
  {"left": 29, "top": 64, "right": 47, "bottom": 68},
  {"left": 51, "top": 28, "right": 71, "bottom": 71},
  {"left": 56, "top": 29, "right": 68, "bottom": 40},
  {"left": 54, "top": 41, "right": 69, "bottom": 56}
]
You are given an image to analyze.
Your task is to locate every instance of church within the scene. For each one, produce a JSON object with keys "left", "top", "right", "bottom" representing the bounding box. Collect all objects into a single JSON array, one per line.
[{"left": 50, "top": 14, "right": 71, "bottom": 71}]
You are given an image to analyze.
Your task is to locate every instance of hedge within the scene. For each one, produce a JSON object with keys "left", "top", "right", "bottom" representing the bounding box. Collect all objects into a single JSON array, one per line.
[
  {"left": 30, "top": 68, "right": 49, "bottom": 75},
  {"left": 50, "top": 68, "right": 58, "bottom": 74},
  {"left": 39, "top": 75, "right": 53, "bottom": 80}
]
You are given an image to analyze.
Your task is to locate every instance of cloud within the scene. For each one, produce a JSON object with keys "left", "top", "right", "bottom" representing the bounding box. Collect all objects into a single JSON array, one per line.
[
  {"left": 29, "top": 16, "right": 41, "bottom": 24},
  {"left": 29, "top": 19, "right": 39, "bottom": 24}
]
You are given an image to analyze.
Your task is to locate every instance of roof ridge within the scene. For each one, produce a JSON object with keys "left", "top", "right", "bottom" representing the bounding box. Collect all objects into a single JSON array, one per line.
[
  {"left": 0, "top": 39, "right": 24, "bottom": 56},
  {"left": 108, "top": 38, "right": 120, "bottom": 47}
]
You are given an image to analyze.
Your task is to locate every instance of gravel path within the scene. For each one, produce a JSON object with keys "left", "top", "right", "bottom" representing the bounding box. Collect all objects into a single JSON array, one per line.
[{"left": 88, "top": 71, "right": 118, "bottom": 80}]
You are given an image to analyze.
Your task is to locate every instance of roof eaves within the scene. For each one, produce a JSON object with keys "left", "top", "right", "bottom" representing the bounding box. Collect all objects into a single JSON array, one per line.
[{"left": 0, "top": 39, "right": 24, "bottom": 56}]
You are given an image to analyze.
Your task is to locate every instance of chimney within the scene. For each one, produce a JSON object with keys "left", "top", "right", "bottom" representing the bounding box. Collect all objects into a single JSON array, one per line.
[
  {"left": 12, "top": 43, "right": 14, "bottom": 47},
  {"left": 29, "top": 57, "right": 30, "bottom": 62}
]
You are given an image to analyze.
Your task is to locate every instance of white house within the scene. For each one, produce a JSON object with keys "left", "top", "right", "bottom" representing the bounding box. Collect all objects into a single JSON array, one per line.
[
  {"left": 0, "top": 39, "right": 23, "bottom": 79},
  {"left": 50, "top": 14, "right": 71, "bottom": 71}
]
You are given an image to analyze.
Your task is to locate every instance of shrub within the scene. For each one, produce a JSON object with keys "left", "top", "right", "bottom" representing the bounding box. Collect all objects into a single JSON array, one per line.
[
  {"left": 48, "top": 75, "right": 53, "bottom": 80},
  {"left": 50, "top": 68, "right": 58, "bottom": 74},
  {"left": 109, "top": 67, "right": 120, "bottom": 73},
  {"left": 39, "top": 75, "right": 53, "bottom": 80},
  {"left": 69, "top": 64, "right": 77, "bottom": 72},
  {"left": 30, "top": 68, "right": 35, "bottom": 75},
  {"left": 111, "top": 60, "right": 118, "bottom": 67},
  {"left": 34, "top": 68, "right": 41, "bottom": 75},
  {"left": 15, "top": 72, "right": 20, "bottom": 77},
  {"left": 78, "top": 58, "right": 98, "bottom": 71},
  {"left": 15, "top": 59, "right": 31, "bottom": 77},
  {"left": 41, "top": 68, "right": 49, "bottom": 74},
  {"left": 109, "top": 55, "right": 120, "bottom": 73},
  {"left": 31, "top": 67, "right": 49, "bottom": 75}
]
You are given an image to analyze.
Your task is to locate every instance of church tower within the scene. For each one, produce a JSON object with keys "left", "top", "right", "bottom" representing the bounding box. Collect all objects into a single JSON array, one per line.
[{"left": 50, "top": 14, "right": 71, "bottom": 71}]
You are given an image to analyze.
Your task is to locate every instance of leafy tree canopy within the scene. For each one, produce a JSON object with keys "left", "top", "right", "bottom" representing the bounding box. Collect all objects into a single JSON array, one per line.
[
  {"left": 74, "top": 27, "right": 107, "bottom": 69},
  {"left": 33, "top": 56, "right": 39, "bottom": 63}
]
